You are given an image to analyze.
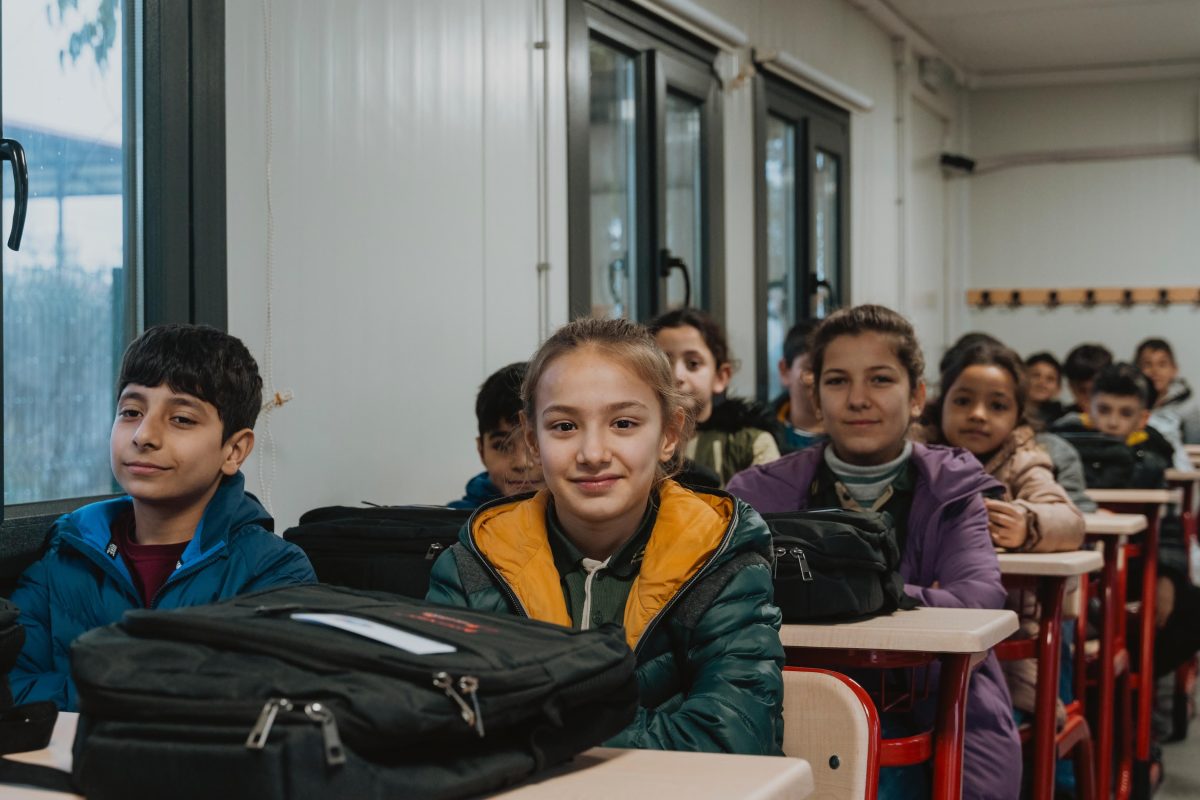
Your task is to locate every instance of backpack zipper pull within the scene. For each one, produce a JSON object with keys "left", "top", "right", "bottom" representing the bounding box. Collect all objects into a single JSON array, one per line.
[
  {"left": 458, "top": 675, "right": 485, "bottom": 737},
  {"left": 246, "top": 698, "right": 292, "bottom": 749},
  {"left": 773, "top": 546, "right": 786, "bottom": 577},
  {"left": 434, "top": 672, "right": 483, "bottom": 737},
  {"left": 790, "top": 547, "right": 814, "bottom": 582},
  {"left": 304, "top": 702, "right": 347, "bottom": 766}
]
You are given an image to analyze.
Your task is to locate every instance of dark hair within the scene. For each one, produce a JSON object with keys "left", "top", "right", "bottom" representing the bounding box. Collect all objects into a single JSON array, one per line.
[
  {"left": 809, "top": 304, "right": 925, "bottom": 392},
  {"left": 939, "top": 332, "right": 1001, "bottom": 374},
  {"left": 928, "top": 341, "right": 1030, "bottom": 434},
  {"left": 782, "top": 319, "right": 819, "bottom": 367},
  {"left": 1134, "top": 337, "right": 1175, "bottom": 365},
  {"left": 117, "top": 324, "right": 263, "bottom": 440},
  {"left": 1025, "top": 351, "right": 1061, "bottom": 377},
  {"left": 476, "top": 362, "right": 528, "bottom": 436},
  {"left": 1063, "top": 343, "right": 1113, "bottom": 384},
  {"left": 522, "top": 317, "right": 693, "bottom": 480},
  {"left": 648, "top": 307, "right": 731, "bottom": 368},
  {"left": 1093, "top": 362, "right": 1156, "bottom": 408}
]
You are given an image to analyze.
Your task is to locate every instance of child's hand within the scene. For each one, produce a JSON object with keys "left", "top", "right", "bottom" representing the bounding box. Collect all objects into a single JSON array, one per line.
[{"left": 984, "top": 499, "right": 1029, "bottom": 549}]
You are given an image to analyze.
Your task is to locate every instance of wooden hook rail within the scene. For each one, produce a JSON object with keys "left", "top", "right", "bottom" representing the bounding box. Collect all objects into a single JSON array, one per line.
[{"left": 967, "top": 286, "right": 1200, "bottom": 310}]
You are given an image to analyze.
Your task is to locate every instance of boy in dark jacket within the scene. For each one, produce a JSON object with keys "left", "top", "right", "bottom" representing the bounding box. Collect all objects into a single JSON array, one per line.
[
  {"left": 448, "top": 362, "right": 543, "bottom": 509},
  {"left": 9, "top": 324, "right": 316, "bottom": 710},
  {"left": 1051, "top": 363, "right": 1174, "bottom": 489},
  {"left": 770, "top": 320, "right": 825, "bottom": 453}
]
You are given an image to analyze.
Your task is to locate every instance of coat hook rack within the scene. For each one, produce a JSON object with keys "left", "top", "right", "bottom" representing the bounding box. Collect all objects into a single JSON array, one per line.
[{"left": 966, "top": 286, "right": 1200, "bottom": 309}]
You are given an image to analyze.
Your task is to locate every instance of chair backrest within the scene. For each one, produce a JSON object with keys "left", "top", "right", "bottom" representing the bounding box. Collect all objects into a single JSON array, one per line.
[{"left": 782, "top": 667, "right": 879, "bottom": 800}]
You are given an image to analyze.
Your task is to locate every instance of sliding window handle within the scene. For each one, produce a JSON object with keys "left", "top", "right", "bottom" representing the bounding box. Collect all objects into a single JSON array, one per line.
[
  {"left": 659, "top": 248, "right": 691, "bottom": 308},
  {"left": 1, "top": 138, "right": 29, "bottom": 251}
]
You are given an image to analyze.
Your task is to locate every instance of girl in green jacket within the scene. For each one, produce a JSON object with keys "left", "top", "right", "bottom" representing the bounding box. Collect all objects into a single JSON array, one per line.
[{"left": 426, "top": 317, "right": 784, "bottom": 755}]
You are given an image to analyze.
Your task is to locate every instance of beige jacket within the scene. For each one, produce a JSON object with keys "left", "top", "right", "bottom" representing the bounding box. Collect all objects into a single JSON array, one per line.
[{"left": 984, "top": 425, "right": 1085, "bottom": 721}]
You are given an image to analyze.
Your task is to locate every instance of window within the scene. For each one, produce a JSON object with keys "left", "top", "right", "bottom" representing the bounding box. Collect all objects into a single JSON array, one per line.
[
  {"left": 567, "top": 0, "right": 724, "bottom": 323},
  {"left": 754, "top": 76, "right": 849, "bottom": 401},
  {"left": 1, "top": 0, "right": 225, "bottom": 526}
]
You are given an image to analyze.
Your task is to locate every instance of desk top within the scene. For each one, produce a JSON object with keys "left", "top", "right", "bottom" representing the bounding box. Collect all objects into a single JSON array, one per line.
[
  {"left": 1083, "top": 512, "right": 1147, "bottom": 536},
  {"left": 1166, "top": 469, "right": 1200, "bottom": 483},
  {"left": 997, "top": 550, "right": 1103, "bottom": 576},
  {"left": 1, "top": 714, "right": 813, "bottom": 800},
  {"left": 780, "top": 606, "right": 1018, "bottom": 654},
  {"left": 1086, "top": 488, "right": 1181, "bottom": 506},
  {"left": 494, "top": 748, "right": 813, "bottom": 799},
  {"left": 1185, "top": 444, "right": 1200, "bottom": 456}
]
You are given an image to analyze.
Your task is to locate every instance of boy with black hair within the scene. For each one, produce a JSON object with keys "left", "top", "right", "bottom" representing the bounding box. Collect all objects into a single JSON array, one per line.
[
  {"left": 10, "top": 324, "right": 316, "bottom": 710},
  {"left": 771, "top": 319, "right": 825, "bottom": 453},
  {"left": 1052, "top": 363, "right": 1176, "bottom": 488},
  {"left": 448, "top": 362, "right": 543, "bottom": 510},
  {"left": 1136, "top": 337, "right": 1200, "bottom": 446},
  {"left": 1062, "top": 343, "right": 1113, "bottom": 415},
  {"left": 1026, "top": 351, "right": 1066, "bottom": 425}
]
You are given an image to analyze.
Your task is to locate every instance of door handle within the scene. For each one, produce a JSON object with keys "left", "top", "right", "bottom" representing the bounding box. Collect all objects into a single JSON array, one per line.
[
  {"left": 0, "top": 138, "right": 29, "bottom": 251},
  {"left": 659, "top": 248, "right": 691, "bottom": 308}
]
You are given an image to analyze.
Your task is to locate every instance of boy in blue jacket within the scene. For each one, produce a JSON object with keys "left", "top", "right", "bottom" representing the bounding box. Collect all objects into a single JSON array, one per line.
[{"left": 9, "top": 324, "right": 316, "bottom": 710}]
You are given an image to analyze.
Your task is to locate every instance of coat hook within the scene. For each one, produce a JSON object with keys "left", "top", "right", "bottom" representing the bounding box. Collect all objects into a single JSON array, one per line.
[
  {"left": 1083, "top": 289, "right": 1096, "bottom": 308},
  {"left": 980, "top": 290, "right": 992, "bottom": 308},
  {"left": 1046, "top": 290, "right": 1060, "bottom": 309},
  {"left": 1008, "top": 290, "right": 1022, "bottom": 308},
  {"left": 1158, "top": 288, "right": 1170, "bottom": 307},
  {"left": 1121, "top": 289, "right": 1135, "bottom": 308}
]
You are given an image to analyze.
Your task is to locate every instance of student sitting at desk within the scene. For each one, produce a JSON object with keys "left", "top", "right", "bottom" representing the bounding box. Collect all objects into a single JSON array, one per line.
[
  {"left": 1136, "top": 337, "right": 1200, "bottom": 446},
  {"left": 9, "top": 325, "right": 316, "bottom": 711},
  {"left": 727, "top": 305, "right": 1021, "bottom": 800},
  {"left": 427, "top": 318, "right": 784, "bottom": 755},
  {"left": 448, "top": 362, "right": 545, "bottom": 509},
  {"left": 921, "top": 340, "right": 1084, "bottom": 725}
]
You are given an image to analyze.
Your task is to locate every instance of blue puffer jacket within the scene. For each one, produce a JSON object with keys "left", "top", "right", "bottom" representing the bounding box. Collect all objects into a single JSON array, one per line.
[{"left": 9, "top": 472, "right": 316, "bottom": 710}]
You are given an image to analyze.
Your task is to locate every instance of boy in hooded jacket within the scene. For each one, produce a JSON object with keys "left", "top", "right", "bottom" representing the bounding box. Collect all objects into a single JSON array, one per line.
[{"left": 9, "top": 324, "right": 316, "bottom": 711}]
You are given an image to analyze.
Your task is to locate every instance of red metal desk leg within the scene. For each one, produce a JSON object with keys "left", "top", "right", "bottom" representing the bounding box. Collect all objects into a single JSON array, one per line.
[
  {"left": 1133, "top": 510, "right": 1160, "bottom": 800},
  {"left": 1095, "top": 536, "right": 1121, "bottom": 800},
  {"left": 932, "top": 652, "right": 971, "bottom": 800},
  {"left": 1031, "top": 575, "right": 1066, "bottom": 800}
]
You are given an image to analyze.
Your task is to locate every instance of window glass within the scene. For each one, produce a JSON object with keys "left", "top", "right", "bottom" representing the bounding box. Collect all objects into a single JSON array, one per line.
[
  {"left": 587, "top": 40, "right": 638, "bottom": 319},
  {"left": 663, "top": 91, "right": 702, "bottom": 310},
  {"left": 764, "top": 115, "right": 795, "bottom": 400},
  {"left": 3, "top": 0, "right": 132, "bottom": 504},
  {"left": 812, "top": 148, "right": 840, "bottom": 319}
]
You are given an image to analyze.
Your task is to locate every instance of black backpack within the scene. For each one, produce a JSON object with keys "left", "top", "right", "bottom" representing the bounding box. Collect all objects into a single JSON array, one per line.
[
  {"left": 66, "top": 583, "right": 638, "bottom": 800},
  {"left": 763, "top": 509, "right": 916, "bottom": 622},
  {"left": 283, "top": 506, "right": 470, "bottom": 598},
  {"left": 0, "top": 598, "right": 65, "bottom": 791},
  {"left": 1057, "top": 431, "right": 1168, "bottom": 489}
]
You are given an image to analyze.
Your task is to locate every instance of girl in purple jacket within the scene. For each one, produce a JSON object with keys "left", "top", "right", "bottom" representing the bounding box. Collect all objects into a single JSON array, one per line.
[{"left": 727, "top": 305, "right": 1021, "bottom": 800}]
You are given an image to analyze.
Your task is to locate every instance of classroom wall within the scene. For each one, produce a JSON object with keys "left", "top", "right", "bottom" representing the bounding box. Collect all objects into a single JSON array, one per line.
[
  {"left": 226, "top": 0, "right": 568, "bottom": 526},
  {"left": 964, "top": 79, "right": 1200, "bottom": 391},
  {"left": 224, "top": 0, "right": 963, "bottom": 526}
]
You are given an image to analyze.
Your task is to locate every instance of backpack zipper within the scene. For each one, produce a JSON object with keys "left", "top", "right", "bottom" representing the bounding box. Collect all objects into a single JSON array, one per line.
[
  {"left": 773, "top": 546, "right": 813, "bottom": 581},
  {"left": 433, "top": 672, "right": 485, "bottom": 737},
  {"left": 245, "top": 697, "right": 347, "bottom": 766}
]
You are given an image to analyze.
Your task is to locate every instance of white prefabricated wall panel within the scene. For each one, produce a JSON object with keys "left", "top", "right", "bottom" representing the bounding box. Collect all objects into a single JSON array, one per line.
[
  {"left": 966, "top": 80, "right": 1200, "bottom": 388},
  {"left": 226, "top": 0, "right": 567, "bottom": 528},
  {"left": 907, "top": 99, "right": 949, "bottom": 378}
]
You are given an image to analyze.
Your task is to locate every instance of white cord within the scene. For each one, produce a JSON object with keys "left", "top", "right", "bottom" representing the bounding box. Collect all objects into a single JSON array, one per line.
[{"left": 258, "top": 0, "right": 278, "bottom": 514}]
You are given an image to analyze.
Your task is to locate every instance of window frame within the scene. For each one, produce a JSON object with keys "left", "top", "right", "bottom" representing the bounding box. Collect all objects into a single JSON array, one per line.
[
  {"left": 0, "top": 0, "right": 227, "bottom": 530},
  {"left": 753, "top": 73, "right": 850, "bottom": 401},
  {"left": 566, "top": 0, "right": 724, "bottom": 324}
]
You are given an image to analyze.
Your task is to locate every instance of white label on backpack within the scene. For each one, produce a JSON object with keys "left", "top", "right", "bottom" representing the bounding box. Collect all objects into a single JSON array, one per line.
[{"left": 291, "top": 613, "right": 457, "bottom": 655}]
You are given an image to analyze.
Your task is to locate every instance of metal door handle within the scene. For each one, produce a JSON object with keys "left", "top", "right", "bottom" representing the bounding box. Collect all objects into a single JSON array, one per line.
[{"left": 0, "top": 138, "right": 29, "bottom": 250}]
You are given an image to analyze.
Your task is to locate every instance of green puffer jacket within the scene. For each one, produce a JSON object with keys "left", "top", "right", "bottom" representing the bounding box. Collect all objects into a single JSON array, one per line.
[{"left": 426, "top": 480, "right": 784, "bottom": 755}]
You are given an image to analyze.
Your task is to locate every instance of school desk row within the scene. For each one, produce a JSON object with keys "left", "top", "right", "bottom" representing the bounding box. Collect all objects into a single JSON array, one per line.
[{"left": 2, "top": 495, "right": 1183, "bottom": 800}]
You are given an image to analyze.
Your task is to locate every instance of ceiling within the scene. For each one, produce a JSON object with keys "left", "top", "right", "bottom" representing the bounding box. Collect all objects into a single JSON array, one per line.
[{"left": 883, "top": 0, "right": 1200, "bottom": 79}]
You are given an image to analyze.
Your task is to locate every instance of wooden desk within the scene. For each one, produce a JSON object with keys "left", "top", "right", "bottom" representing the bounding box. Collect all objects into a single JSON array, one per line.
[
  {"left": 1085, "top": 488, "right": 1181, "bottom": 506},
  {"left": 1184, "top": 444, "right": 1200, "bottom": 468},
  {"left": 781, "top": 607, "right": 1017, "bottom": 800},
  {"left": 1, "top": 713, "right": 814, "bottom": 800},
  {"left": 1082, "top": 512, "right": 1147, "bottom": 536},
  {"left": 996, "top": 551, "right": 1102, "bottom": 800}
]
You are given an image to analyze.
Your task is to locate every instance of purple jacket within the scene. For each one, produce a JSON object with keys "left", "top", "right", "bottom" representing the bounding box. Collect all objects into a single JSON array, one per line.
[{"left": 728, "top": 443, "right": 1021, "bottom": 800}]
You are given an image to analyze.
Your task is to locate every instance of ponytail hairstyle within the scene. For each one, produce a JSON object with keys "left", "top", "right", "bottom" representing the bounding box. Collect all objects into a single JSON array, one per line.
[
  {"left": 808, "top": 305, "right": 926, "bottom": 395},
  {"left": 521, "top": 317, "right": 695, "bottom": 480}
]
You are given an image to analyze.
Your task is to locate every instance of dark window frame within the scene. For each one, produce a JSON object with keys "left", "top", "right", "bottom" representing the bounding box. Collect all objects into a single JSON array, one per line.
[
  {"left": 1, "top": 0, "right": 226, "bottom": 541},
  {"left": 566, "top": 0, "right": 725, "bottom": 324},
  {"left": 753, "top": 73, "right": 850, "bottom": 401}
]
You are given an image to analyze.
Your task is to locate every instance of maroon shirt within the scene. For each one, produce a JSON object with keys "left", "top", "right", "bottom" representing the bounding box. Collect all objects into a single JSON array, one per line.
[{"left": 111, "top": 512, "right": 189, "bottom": 607}]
